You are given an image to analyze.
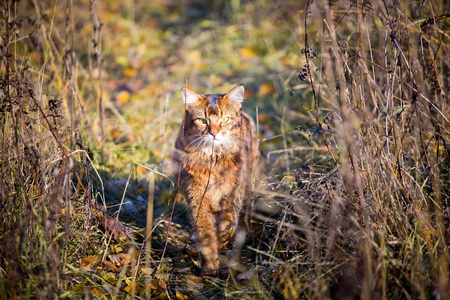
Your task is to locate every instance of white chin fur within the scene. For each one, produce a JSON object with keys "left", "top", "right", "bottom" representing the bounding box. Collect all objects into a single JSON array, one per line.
[
  {"left": 201, "top": 147, "right": 216, "bottom": 156},
  {"left": 206, "top": 133, "right": 223, "bottom": 145},
  {"left": 201, "top": 139, "right": 224, "bottom": 155}
]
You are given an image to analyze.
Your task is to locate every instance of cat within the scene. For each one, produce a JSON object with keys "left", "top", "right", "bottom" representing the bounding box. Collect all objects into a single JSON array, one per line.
[{"left": 174, "top": 84, "right": 259, "bottom": 276}]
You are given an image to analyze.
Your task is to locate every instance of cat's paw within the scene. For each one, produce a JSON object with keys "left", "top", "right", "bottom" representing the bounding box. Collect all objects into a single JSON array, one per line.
[
  {"left": 200, "top": 253, "right": 219, "bottom": 277},
  {"left": 201, "top": 268, "right": 219, "bottom": 277}
]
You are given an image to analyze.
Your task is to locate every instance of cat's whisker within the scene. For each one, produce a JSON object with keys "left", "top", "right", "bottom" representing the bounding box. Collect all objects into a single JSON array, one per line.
[
  {"left": 193, "top": 138, "right": 206, "bottom": 153},
  {"left": 231, "top": 135, "right": 251, "bottom": 141},
  {"left": 230, "top": 141, "right": 240, "bottom": 152},
  {"left": 229, "top": 136, "right": 244, "bottom": 143},
  {"left": 187, "top": 133, "right": 202, "bottom": 142},
  {"left": 231, "top": 141, "right": 238, "bottom": 151},
  {"left": 228, "top": 136, "right": 237, "bottom": 148},
  {"left": 229, "top": 138, "right": 250, "bottom": 147},
  {"left": 183, "top": 135, "right": 197, "bottom": 144},
  {"left": 222, "top": 139, "right": 231, "bottom": 153},
  {"left": 185, "top": 135, "right": 203, "bottom": 149},
  {"left": 189, "top": 142, "right": 202, "bottom": 153},
  {"left": 188, "top": 135, "right": 201, "bottom": 148},
  {"left": 229, "top": 137, "right": 245, "bottom": 148}
]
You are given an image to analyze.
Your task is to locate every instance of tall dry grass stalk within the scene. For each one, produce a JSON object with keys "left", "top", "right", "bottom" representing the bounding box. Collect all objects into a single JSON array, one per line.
[
  {"left": 255, "top": 0, "right": 449, "bottom": 298},
  {"left": 0, "top": 0, "right": 107, "bottom": 296}
]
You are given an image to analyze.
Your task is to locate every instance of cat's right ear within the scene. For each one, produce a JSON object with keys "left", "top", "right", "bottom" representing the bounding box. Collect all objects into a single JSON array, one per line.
[{"left": 182, "top": 88, "right": 201, "bottom": 104}]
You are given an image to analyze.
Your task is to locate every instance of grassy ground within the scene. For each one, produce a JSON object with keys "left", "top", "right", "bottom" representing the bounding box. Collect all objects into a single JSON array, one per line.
[{"left": 1, "top": 0, "right": 449, "bottom": 299}]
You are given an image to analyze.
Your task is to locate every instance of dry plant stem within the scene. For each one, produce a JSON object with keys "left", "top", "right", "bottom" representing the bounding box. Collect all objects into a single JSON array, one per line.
[
  {"left": 89, "top": 0, "right": 105, "bottom": 150},
  {"left": 156, "top": 79, "right": 188, "bottom": 276},
  {"left": 323, "top": 13, "right": 366, "bottom": 225},
  {"left": 146, "top": 172, "right": 155, "bottom": 299},
  {"left": 65, "top": 0, "right": 74, "bottom": 148},
  {"left": 113, "top": 249, "right": 144, "bottom": 300},
  {"left": 63, "top": 154, "right": 72, "bottom": 275},
  {"left": 130, "top": 248, "right": 139, "bottom": 299},
  {"left": 269, "top": 209, "right": 286, "bottom": 262},
  {"left": 376, "top": 8, "right": 439, "bottom": 170},
  {"left": 4, "top": 2, "right": 21, "bottom": 177},
  {"left": 3, "top": 7, "right": 20, "bottom": 290},
  {"left": 426, "top": 41, "right": 445, "bottom": 97},
  {"left": 304, "top": 0, "right": 319, "bottom": 124},
  {"left": 160, "top": 94, "right": 170, "bottom": 159},
  {"left": 351, "top": 51, "right": 448, "bottom": 125},
  {"left": 425, "top": 0, "right": 446, "bottom": 98},
  {"left": 303, "top": 0, "right": 337, "bottom": 167},
  {"left": 24, "top": 76, "right": 110, "bottom": 249},
  {"left": 384, "top": 23, "right": 391, "bottom": 156},
  {"left": 252, "top": 106, "right": 260, "bottom": 215},
  {"left": 281, "top": 102, "right": 290, "bottom": 174},
  {"left": 31, "top": 0, "right": 65, "bottom": 108}
]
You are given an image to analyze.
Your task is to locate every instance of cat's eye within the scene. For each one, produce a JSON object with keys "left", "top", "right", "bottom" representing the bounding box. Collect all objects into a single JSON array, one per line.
[
  {"left": 220, "top": 117, "right": 230, "bottom": 123},
  {"left": 196, "top": 118, "right": 207, "bottom": 125}
]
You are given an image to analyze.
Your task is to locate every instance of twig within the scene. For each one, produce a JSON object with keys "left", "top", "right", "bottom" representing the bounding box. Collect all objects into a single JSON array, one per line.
[
  {"left": 89, "top": 0, "right": 105, "bottom": 152},
  {"left": 303, "top": 0, "right": 338, "bottom": 167}
]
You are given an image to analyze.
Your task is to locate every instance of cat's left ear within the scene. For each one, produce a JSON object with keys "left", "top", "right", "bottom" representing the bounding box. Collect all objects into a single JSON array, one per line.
[
  {"left": 225, "top": 85, "right": 245, "bottom": 103},
  {"left": 182, "top": 87, "right": 202, "bottom": 104}
]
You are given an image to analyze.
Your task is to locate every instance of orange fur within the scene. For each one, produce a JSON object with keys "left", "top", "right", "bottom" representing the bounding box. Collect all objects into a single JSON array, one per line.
[{"left": 174, "top": 85, "right": 258, "bottom": 276}]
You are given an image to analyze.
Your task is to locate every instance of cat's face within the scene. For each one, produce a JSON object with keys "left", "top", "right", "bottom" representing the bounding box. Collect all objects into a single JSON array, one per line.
[{"left": 180, "top": 85, "right": 246, "bottom": 155}]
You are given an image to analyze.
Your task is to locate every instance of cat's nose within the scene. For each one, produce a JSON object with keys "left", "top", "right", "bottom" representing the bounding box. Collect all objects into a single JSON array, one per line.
[{"left": 209, "top": 125, "right": 220, "bottom": 137}]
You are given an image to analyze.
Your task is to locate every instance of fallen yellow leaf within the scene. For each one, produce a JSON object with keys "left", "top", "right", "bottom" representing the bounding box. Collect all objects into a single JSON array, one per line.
[
  {"left": 81, "top": 256, "right": 100, "bottom": 270},
  {"left": 176, "top": 288, "right": 188, "bottom": 300},
  {"left": 125, "top": 282, "right": 139, "bottom": 292},
  {"left": 115, "top": 90, "right": 130, "bottom": 105},
  {"left": 185, "top": 275, "right": 201, "bottom": 283},
  {"left": 240, "top": 47, "right": 256, "bottom": 59},
  {"left": 92, "top": 288, "right": 101, "bottom": 296},
  {"left": 111, "top": 128, "right": 121, "bottom": 139},
  {"left": 258, "top": 82, "right": 276, "bottom": 96},
  {"left": 195, "top": 62, "right": 207, "bottom": 70},
  {"left": 136, "top": 165, "right": 147, "bottom": 174},
  {"left": 104, "top": 272, "right": 116, "bottom": 284},
  {"left": 124, "top": 68, "right": 137, "bottom": 78},
  {"left": 141, "top": 267, "right": 154, "bottom": 275},
  {"left": 103, "top": 260, "right": 118, "bottom": 271}
]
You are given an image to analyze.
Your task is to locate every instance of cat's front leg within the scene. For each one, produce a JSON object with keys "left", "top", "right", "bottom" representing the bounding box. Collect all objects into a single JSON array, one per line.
[
  {"left": 217, "top": 197, "right": 239, "bottom": 249},
  {"left": 190, "top": 201, "right": 219, "bottom": 276}
]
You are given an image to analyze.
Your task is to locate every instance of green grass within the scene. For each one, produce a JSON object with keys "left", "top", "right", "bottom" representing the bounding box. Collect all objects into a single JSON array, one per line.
[{"left": 1, "top": 0, "right": 449, "bottom": 299}]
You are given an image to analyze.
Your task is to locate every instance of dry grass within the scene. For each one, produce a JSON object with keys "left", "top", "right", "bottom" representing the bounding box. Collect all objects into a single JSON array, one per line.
[{"left": 1, "top": 0, "right": 449, "bottom": 299}]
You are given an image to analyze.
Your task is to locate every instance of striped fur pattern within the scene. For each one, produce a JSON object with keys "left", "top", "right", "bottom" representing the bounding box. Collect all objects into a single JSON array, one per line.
[{"left": 174, "top": 85, "right": 258, "bottom": 276}]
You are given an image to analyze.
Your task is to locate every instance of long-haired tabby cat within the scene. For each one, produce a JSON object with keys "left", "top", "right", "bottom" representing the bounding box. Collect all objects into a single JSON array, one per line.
[{"left": 174, "top": 84, "right": 259, "bottom": 276}]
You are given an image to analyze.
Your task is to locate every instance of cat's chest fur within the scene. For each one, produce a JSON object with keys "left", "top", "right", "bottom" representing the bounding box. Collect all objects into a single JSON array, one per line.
[{"left": 180, "top": 148, "right": 248, "bottom": 209}]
